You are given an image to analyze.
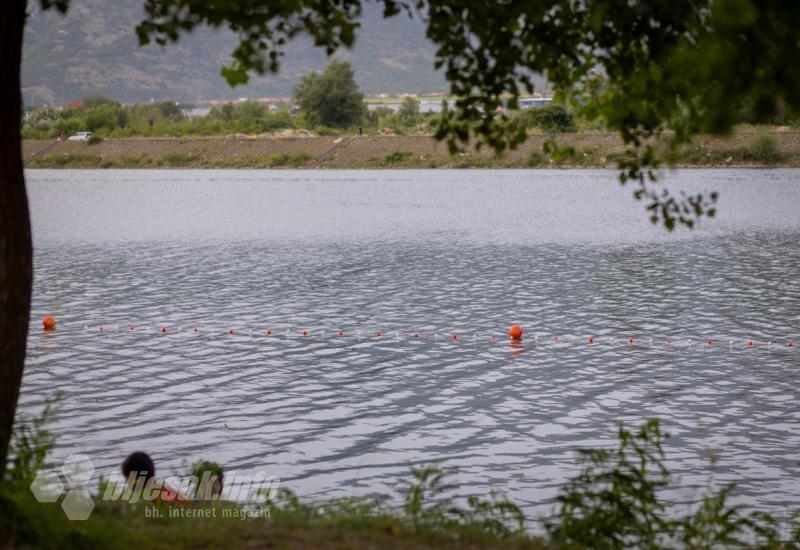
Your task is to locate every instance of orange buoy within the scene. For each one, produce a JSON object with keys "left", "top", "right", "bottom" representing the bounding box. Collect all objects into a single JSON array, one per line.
[
  {"left": 338, "top": 330, "right": 344, "bottom": 337},
  {"left": 707, "top": 339, "right": 713, "bottom": 346},
  {"left": 588, "top": 336, "right": 594, "bottom": 344},
  {"left": 452, "top": 334, "right": 458, "bottom": 341},
  {"left": 161, "top": 327, "right": 167, "bottom": 334},
  {"left": 42, "top": 316, "right": 56, "bottom": 331},
  {"left": 412, "top": 332, "right": 419, "bottom": 338},
  {"left": 302, "top": 330, "right": 308, "bottom": 337},
  {"left": 508, "top": 325, "right": 523, "bottom": 340},
  {"left": 789, "top": 341, "right": 794, "bottom": 348},
  {"left": 266, "top": 328, "right": 272, "bottom": 336},
  {"left": 747, "top": 340, "right": 753, "bottom": 348},
  {"left": 193, "top": 328, "right": 199, "bottom": 333},
  {"left": 228, "top": 328, "right": 235, "bottom": 335},
  {"left": 375, "top": 331, "right": 382, "bottom": 337},
  {"left": 628, "top": 338, "right": 634, "bottom": 344},
  {"left": 129, "top": 325, "right": 135, "bottom": 331}
]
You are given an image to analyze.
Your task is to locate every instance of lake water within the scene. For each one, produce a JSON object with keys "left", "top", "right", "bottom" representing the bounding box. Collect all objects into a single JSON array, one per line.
[{"left": 20, "top": 169, "right": 800, "bottom": 520}]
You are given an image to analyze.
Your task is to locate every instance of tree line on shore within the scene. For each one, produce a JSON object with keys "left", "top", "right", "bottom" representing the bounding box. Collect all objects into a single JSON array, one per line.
[
  {"left": 20, "top": 60, "right": 587, "bottom": 140},
  {"left": 23, "top": 59, "right": 800, "bottom": 143}
]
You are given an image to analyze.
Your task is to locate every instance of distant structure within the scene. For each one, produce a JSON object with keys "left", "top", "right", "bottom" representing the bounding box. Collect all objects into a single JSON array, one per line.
[
  {"left": 518, "top": 97, "right": 553, "bottom": 109},
  {"left": 182, "top": 107, "right": 213, "bottom": 118},
  {"left": 366, "top": 99, "right": 455, "bottom": 114},
  {"left": 365, "top": 94, "right": 553, "bottom": 113}
]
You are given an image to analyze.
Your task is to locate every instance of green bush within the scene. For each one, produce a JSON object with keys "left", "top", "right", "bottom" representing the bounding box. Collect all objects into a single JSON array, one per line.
[
  {"left": 384, "top": 150, "right": 412, "bottom": 163},
  {"left": 161, "top": 152, "right": 201, "bottom": 167},
  {"left": 546, "top": 419, "right": 785, "bottom": 548},
  {"left": 4, "top": 392, "right": 63, "bottom": 487},
  {"left": 519, "top": 104, "right": 576, "bottom": 133},
  {"left": 314, "top": 125, "right": 340, "bottom": 136},
  {"left": 526, "top": 150, "right": 547, "bottom": 167},
  {"left": 745, "top": 134, "right": 783, "bottom": 164},
  {"left": 267, "top": 151, "right": 311, "bottom": 167}
]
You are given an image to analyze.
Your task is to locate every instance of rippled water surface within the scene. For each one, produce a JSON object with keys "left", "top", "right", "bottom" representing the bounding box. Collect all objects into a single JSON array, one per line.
[{"left": 21, "top": 169, "right": 800, "bottom": 517}]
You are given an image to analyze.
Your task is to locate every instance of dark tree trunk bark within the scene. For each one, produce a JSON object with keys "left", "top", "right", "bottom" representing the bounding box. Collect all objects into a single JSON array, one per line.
[{"left": 0, "top": 0, "right": 32, "bottom": 481}]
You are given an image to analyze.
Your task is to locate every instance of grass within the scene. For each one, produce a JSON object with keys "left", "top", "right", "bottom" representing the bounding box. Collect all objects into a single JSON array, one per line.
[
  {"left": 161, "top": 152, "right": 203, "bottom": 167},
  {"left": 266, "top": 151, "right": 312, "bottom": 167},
  {"left": 670, "top": 134, "right": 786, "bottom": 166},
  {"left": 743, "top": 134, "right": 784, "bottom": 164},
  {"left": 28, "top": 151, "right": 313, "bottom": 169},
  {"left": 0, "top": 490, "right": 547, "bottom": 549},
  {"left": 31, "top": 153, "right": 108, "bottom": 168}
]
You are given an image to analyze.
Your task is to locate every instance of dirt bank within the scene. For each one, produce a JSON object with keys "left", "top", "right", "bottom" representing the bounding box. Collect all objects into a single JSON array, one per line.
[{"left": 22, "top": 131, "right": 800, "bottom": 169}]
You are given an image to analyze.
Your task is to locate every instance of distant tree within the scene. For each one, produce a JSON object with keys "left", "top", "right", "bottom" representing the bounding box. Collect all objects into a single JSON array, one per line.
[
  {"left": 157, "top": 101, "right": 183, "bottom": 120},
  {"left": 362, "top": 106, "right": 391, "bottom": 129},
  {"left": 292, "top": 60, "right": 365, "bottom": 129},
  {"left": 84, "top": 103, "right": 128, "bottom": 132},
  {"left": 219, "top": 103, "right": 235, "bottom": 122},
  {"left": 398, "top": 97, "right": 420, "bottom": 120},
  {"left": 81, "top": 95, "right": 119, "bottom": 109},
  {"left": 232, "top": 101, "right": 266, "bottom": 121},
  {"left": 262, "top": 109, "right": 294, "bottom": 132}
]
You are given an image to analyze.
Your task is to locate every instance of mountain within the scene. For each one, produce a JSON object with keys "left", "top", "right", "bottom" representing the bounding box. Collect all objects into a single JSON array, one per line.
[{"left": 21, "top": 0, "right": 447, "bottom": 105}]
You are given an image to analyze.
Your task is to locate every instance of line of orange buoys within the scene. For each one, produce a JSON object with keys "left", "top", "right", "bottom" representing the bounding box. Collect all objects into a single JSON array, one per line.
[{"left": 38, "top": 318, "right": 796, "bottom": 348}]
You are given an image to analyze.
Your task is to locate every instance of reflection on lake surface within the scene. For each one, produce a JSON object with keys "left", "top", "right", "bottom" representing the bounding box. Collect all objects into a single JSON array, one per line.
[{"left": 21, "top": 169, "right": 800, "bottom": 517}]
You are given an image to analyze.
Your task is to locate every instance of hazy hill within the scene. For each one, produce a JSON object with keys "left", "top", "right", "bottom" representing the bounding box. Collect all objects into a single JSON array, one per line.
[{"left": 22, "top": 1, "right": 446, "bottom": 105}]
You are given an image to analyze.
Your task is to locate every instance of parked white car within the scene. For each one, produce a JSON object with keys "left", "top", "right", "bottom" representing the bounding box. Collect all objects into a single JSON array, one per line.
[{"left": 67, "top": 131, "right": 94, "bottom": 141}]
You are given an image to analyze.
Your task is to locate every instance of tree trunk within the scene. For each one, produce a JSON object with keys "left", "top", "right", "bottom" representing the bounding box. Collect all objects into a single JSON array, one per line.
[{"left": 0, "top": 0, "right": 32, "bottom": 481}]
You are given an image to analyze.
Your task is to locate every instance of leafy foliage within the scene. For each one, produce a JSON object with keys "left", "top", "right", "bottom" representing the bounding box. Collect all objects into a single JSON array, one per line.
[
  {"left": 4, "top": 392, "right": 64, "bottom": 488},
  {"left": 677, "top": 485, "right": 780, "bottom": 548},
  {"left": 292, "top": 60, "right": 366, "bottom": 129},
  {"left": 547, "top": 420, "right": 671, "bottom": 548},
  {"left": 401, "top": 465, "right": 525, "bottom": 537},
  {"left": 547, "top": 419, "right": 789, "bottom": 548}
]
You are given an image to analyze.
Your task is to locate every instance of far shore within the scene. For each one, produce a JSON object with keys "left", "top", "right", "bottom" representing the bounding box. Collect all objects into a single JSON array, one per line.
[{"left": 22, "top": 131, "right": 800, "bottom": 169}]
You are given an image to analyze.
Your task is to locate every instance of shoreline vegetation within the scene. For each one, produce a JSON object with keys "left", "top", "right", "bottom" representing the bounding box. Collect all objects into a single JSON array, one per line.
[
  {"left": 3, "top": 400, "right": 800, "bottom": 548},
  {"left": 22, "top": 130, "right": 800, "bottom": 170}
]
